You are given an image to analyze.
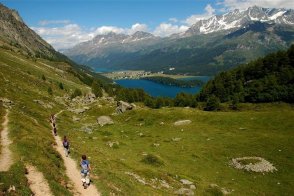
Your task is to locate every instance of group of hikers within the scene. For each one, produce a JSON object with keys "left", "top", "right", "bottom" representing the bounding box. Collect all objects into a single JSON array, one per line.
[{"left": 49, "top": 114, "right": 92, "bottom": 189}]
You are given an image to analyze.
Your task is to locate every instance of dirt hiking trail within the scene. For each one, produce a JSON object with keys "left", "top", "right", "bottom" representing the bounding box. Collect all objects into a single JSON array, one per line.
[
  {"left": 25, "top": 165, "right": 53, "bottom": 196},
  {"left": 0, "top": 110, "right": 13, "bottom": 171},
  {"left": 55, "top": 111, "right": 100, "bottom": 196}
]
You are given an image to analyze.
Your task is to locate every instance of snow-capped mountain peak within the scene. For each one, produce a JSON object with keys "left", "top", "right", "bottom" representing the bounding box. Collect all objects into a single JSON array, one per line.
[{"left": 183, "top": 6, "right": 294, "bottom": 37}]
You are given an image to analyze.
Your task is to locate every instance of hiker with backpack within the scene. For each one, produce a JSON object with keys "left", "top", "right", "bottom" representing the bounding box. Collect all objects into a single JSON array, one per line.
[
  {"left": 80, "top": 155, "right": 91, "bottom": 189},
  {"left": 53, "top": 126, "right": 57, "bottom": 136},
  {"left": 63, "top": 136, "right": 70, "bottom": 157}
]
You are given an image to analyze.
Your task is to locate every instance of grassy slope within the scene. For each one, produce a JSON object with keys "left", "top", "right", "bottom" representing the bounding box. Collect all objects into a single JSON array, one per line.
[
  {"left": 0, "top": 48, "right": 89, "bottom": 195},
  {"left": 57, "top": 101, "right": 294, "bottom": 195},
  {"left": 0, "top": 47, "right": 293, "bottom": 195}
]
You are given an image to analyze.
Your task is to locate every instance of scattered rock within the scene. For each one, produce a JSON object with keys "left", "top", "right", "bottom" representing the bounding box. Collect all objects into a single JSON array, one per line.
[
  {"left": 230, "top": 157, "right": 277, "bottom": 173},
  {"left": 172, "top": 137, "right": 182, "bottom": 142},
  {"left": 130, "top": 103, "right": 137, "bottom": 109},
  {"left": 97, "top": 116, "right": 114, "bottom": 126},
  {"left": 33, "top": 99, "right": 53, "bottom": 109},
  {"left": 209, "top": 184, "right": 231, "bottom": 195},
  {"left": 174, "top": 188, "right": 194, "bottom": 195},
  {"left": 84, "top": 93, "right": 96, "bottom": 104},
  {"left": 160, "top": 180, "right": 171, "bottom": 189},
  {"left": 138, "top": 132, "right": 144, "bottom": 137},
  {"left": 190, "top": 185, "right": 196, "bottom": 190},
  {"left": 125, "top": 117, "right": 131, "bottom": 122},
  {"left": 106, "top": 141, "right": 119, "bottom": 148},
  {"left": 116, "top": 101, "right": 134, "bottom": 114},
  {"left": 153, "top": 143, "right": 160, "bottom": 147},
  {"left": 72, "top": 116, "right": 81, "bottom": 122},
  {"left": 160, "top": 122, "right": 165, "bottom": 125},
  {"left": 80, "top": 124, "right": 95, "bottom": 133},
  {"left": 174, "top": 120, "right": 191, "bottom": 126},
  {"left": 69, "top": 108, "right": 86, "bottom": 114},
  {"left": 0, "top": 97, "right": 13, "bottom": 108},
  {"left": 105, "top": 97, "right": 115, "bottom": 103},
  {"left": 7, "top": 185, "right": 16, "bottom": 193},
  {"left": 125, "top": 172, "right": 147, "bottom": 185},
  {"left": 180, "top": 179, "right": 193, "bottom": 185}
]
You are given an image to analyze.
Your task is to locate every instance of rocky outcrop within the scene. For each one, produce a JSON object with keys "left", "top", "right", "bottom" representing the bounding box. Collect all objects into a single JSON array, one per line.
[
  {"left": 230, "top": 157, "right": 277, "bottom": 173},
  {"left": 83, "top": 93, "right": 96, "bottom": 104},
  {"left": 116, "top": 101, "right": 134, "bottom": 114},
  {"left": 97, "top": 116, "right": 114, "bottom": 126}
]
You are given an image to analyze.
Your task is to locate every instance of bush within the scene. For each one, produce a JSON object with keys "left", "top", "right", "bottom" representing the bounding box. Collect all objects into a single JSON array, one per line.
[
  {"left": 204, "top": 95, "right": 220, "bottom": 111},
  {"left": 47, "top": 87, "right": 53, "bottom": 95},
  {"left": 71, "top": 88, "right": 82, "bottom": 99},
  {"left": 141, "top": 154, "right": 164, "bottom": 166},
  {"left": 59, "top": 82, "right": 64, "bottom": 90},
  {"left": 91, "top": 80, "right": 103, "bottom": 97},
  {"left": 42, "top": 74, "right": 46, "bottom": 81}
]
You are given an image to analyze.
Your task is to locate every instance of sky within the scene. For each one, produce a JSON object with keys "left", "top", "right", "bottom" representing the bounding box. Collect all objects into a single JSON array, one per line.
[{"left": 2, "top": 0, "right": 294, "bottom": 50}]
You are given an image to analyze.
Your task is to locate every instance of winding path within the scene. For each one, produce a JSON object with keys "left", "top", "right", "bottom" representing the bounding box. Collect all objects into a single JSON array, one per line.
[
  {"left": 25, "top": 165, "right": 53, "bottom": 196},
  {"left": 0, "top": 109, "right": 13, "bottom": 171},
  {"left": 54, "top": 111, "right": 100, "bottom": 196}
]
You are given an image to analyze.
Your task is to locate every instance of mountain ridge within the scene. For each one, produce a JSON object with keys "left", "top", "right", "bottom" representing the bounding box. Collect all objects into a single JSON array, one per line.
[{"left": 63, "top": 6, "right": 294, "bottom": 75}]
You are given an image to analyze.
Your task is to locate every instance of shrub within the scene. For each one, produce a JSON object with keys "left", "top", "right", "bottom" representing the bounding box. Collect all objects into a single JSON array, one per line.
[
  {"left": 47, "top": 87, "right": 53, "bottom": 95},
  {"left": 42, "top": 74, "right": 46, "bottom": 81},
  {"left": 91, "top": 80, "right": 103, "bottom": 97},
  {"left": 141, "top": 154, "right": 164, "bottom": 166},
  {"left": 71, "top": 88, "right": 82, "bottom": 99},
  {"left": 59, "top": 82, "right": 64, "bottom": 90},
  {"left": 204, "top": 95, "right": 220, "bottom": 111}
]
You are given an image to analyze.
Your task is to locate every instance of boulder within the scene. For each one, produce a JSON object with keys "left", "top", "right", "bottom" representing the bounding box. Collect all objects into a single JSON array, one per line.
[
  {"left": 97, "top": 116, "right": 114, "bottom": 126},
  {"left": 116, "top": 101, "right": 134, "bottom": 114},
  {"left": 174, "top": 120, "right": 192, "bottom": 126},
  {"left": 180, "top": 179, "right": 193, "bottom": 185}
]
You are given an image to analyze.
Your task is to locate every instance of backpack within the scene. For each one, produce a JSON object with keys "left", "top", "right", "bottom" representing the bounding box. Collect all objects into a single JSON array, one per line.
[
  {"left": 63, "top": 140, "right": 69, "bottom": 148},
  {"left": 81, "top": 160, "right": 89, "bottom": 173}
]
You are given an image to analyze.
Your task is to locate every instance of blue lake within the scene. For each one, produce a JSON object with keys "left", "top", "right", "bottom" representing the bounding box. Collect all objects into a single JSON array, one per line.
[{"left": 115, "top": 77, "right": 210, "bottom": 98}]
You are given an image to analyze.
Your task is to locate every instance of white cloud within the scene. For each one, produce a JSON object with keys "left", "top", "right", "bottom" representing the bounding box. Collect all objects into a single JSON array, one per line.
[
  {"left": 185, "top": 4, "right": 216, "bottom": 26},
  {"left": 218, "top": 0, "right": 294, "bottom": 10},
  {"left": 93, "top": 26, "right": 125, "bottom": 35},
  {"left": 38, "top": 20, "right": 71, "bottom": 26},
  {"left": 128, "top": 23, "right": 148, "bottom": 34},
  {"left": 169, "top": 18, "right": 178, "bottom": 23},
  {"left": 153, "top": 23, "right": 189, "bottom": 37}
]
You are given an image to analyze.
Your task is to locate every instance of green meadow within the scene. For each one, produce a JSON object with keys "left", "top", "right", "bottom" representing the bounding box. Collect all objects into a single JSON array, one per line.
[{"left": 57, "top": 101, "right": 294, "bottom": 195}]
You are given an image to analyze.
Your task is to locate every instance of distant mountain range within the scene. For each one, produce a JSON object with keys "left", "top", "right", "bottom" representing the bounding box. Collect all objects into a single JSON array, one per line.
[{"left": 64, "top": 6, "right": 294, "bottom": 75}]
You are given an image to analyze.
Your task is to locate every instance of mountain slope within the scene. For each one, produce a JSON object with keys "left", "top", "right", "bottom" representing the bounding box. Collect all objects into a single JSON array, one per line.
[{"left": 64, "top": 6, "right": 294, "bottom": 75}]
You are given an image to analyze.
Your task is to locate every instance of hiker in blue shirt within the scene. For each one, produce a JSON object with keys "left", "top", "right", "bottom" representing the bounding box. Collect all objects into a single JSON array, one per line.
[{"left": 80, "top": 155, "right": 91, "bottom": 189}]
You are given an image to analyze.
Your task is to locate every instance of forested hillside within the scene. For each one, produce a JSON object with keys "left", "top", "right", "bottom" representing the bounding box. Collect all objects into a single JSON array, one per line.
[{"left": 199, "top": 45, "right": 294, "bottom": 103}]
